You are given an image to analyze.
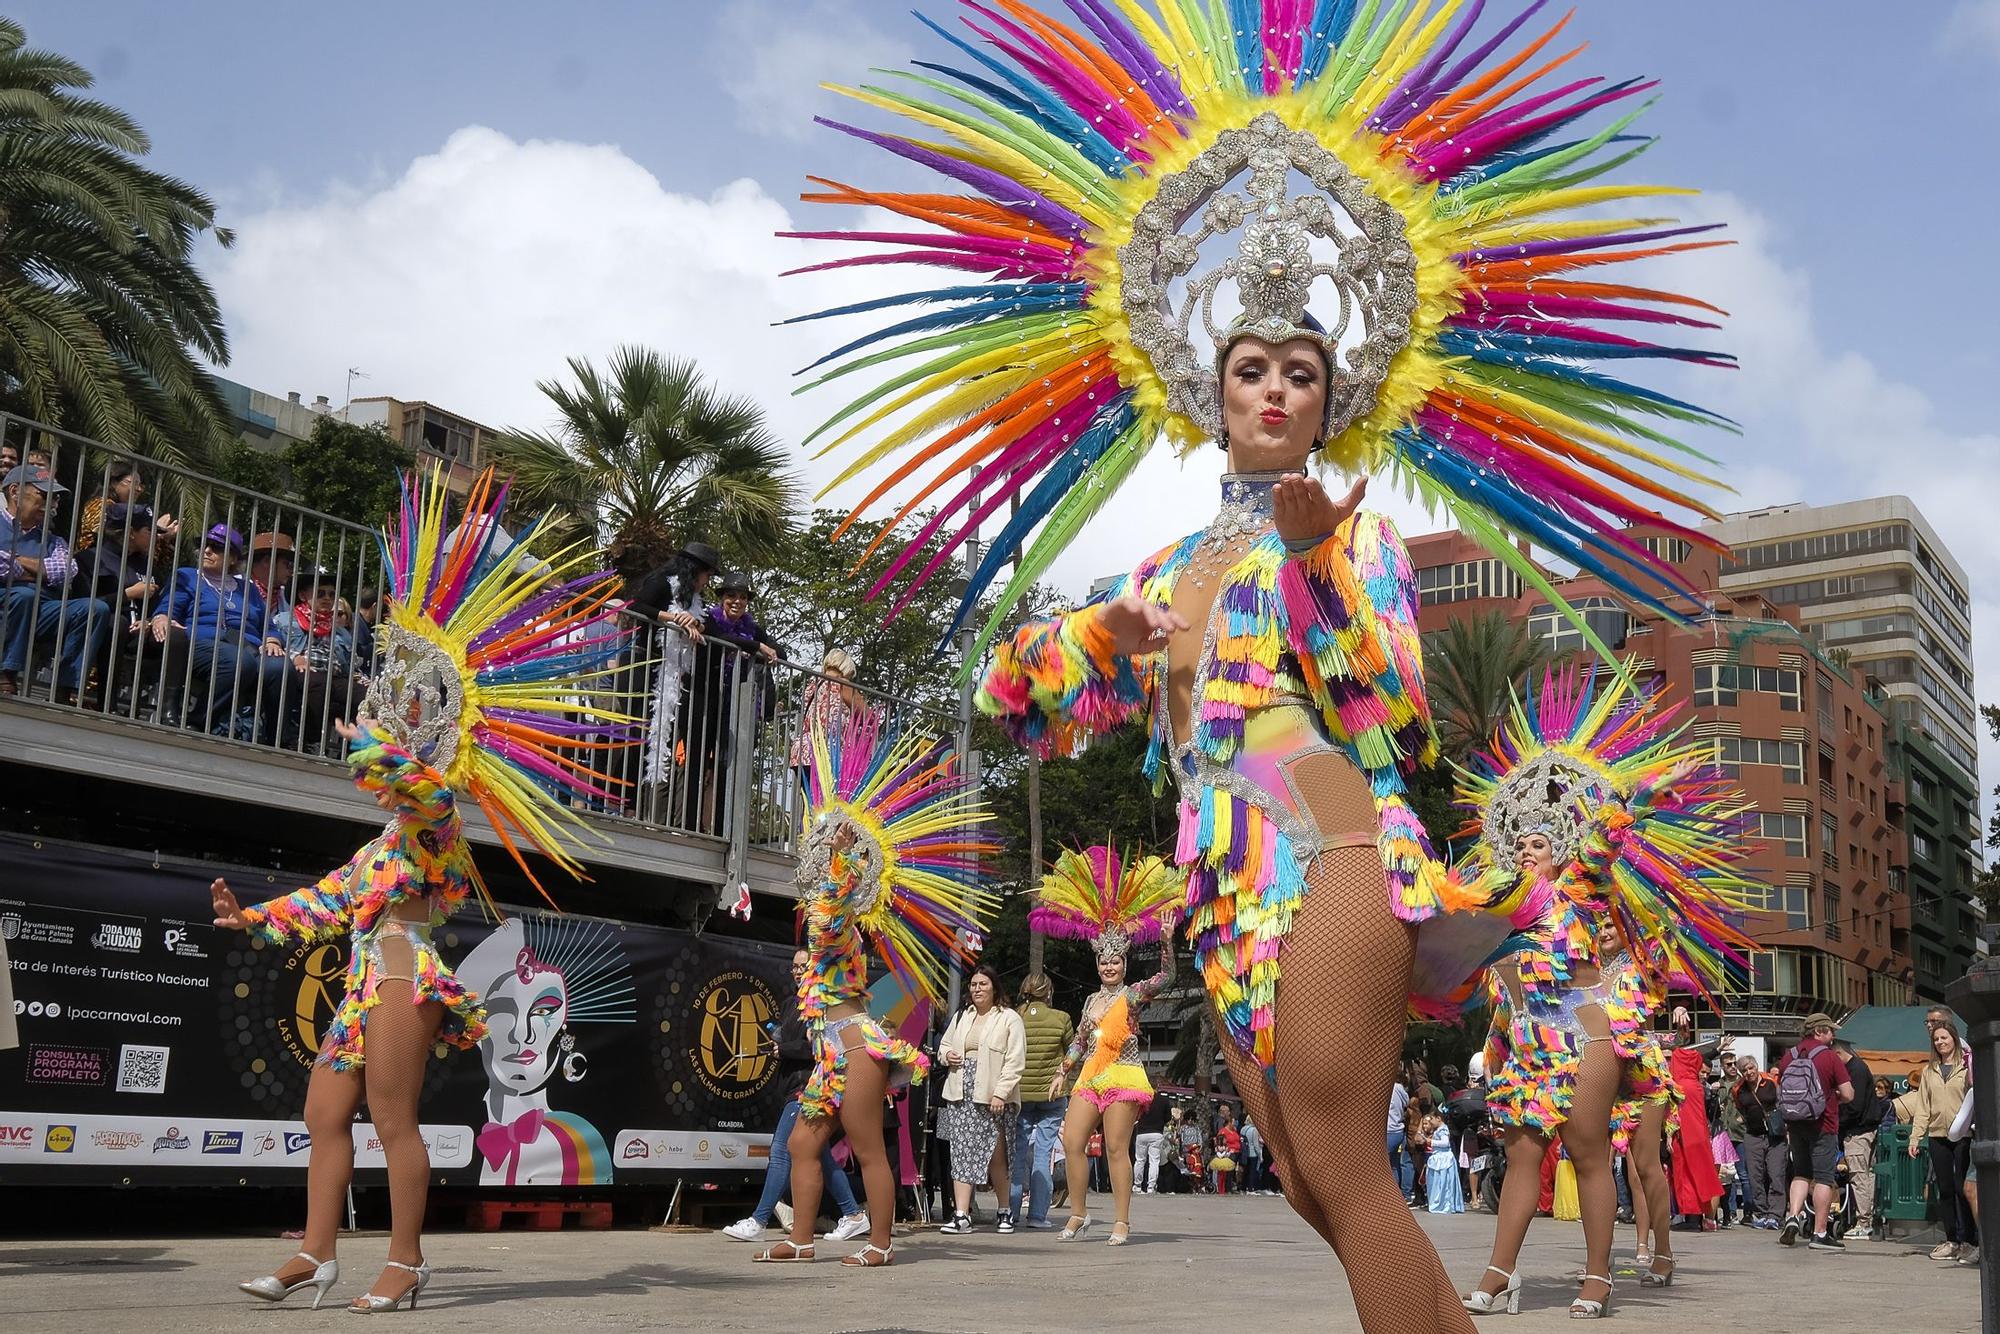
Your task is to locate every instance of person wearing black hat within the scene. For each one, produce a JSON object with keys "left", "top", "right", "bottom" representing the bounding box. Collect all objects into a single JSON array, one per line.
[
  {"left": 628, "top": 540, "right": 722, "bottom": 807},
  {"left": 681, "top": 569, "right": 782, "bottom": 832},
  {"left": 0, "top": 464, "right": 110, "bottom": 703},
  {"left": 76, "top": 502, "right": 177, "bottom": 714}
]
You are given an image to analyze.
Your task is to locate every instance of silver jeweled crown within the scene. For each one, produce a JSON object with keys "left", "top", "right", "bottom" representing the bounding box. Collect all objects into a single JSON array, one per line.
[
  {"left": 1485, "top": 750, "right": 1618, "bottom": 874},
  {"left": 1092, "top": 921, "right": 1133, "bottom": 961},
  {"left": 1118, "top": 111, "right": 1421, "bottom": 444},
  {"left": 360, "top": 622, "right": 464, "bottom": 771}
]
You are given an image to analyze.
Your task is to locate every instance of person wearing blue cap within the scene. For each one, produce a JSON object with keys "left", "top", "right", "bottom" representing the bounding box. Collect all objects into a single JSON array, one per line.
[
  {"left": 152, "top": 522, "right": 296, "bottom": 740},
  {"left": 0, "top": 464, "right": 110, "bottom": 702}
]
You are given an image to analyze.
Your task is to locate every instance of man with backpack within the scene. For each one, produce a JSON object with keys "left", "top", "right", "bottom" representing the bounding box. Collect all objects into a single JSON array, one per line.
[{"left": 1776, "top": 1013, "right": 1857, "bottom": 1250}]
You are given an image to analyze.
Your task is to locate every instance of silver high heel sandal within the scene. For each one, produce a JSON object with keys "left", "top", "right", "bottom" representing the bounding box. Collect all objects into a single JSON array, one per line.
[
  {"left": 1058, "top": 1214, "right": 1092, "bottom": 1241},
  {"left": 1462, "top": 1266, "right": 1521, "bottom": 1315},
  {"left": 348, "top": 1260, "right": 431, "bottom": 1313},
  {"left": 1570, "top": 1274, "right": 1612, "bottom": 1319},
  {"left": 1639, "top": 1254, "right": 1675, "bottom": 1287},
  {"left": 240, "top": 1252, "right": 339, "bottom": 1308}
]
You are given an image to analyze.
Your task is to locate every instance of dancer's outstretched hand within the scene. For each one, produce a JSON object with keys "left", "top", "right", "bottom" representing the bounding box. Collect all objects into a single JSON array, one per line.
[
  {"left": 211, "top": 878, "right": 247, "bottom": 931},
  {"left": 1097, "top": 594, "right": 1188, "bottom": 657},
  {"left": 1048, "top": 1073, "right": 1066, "bottom": 1100},
  {"left": 1273, "top": 473, "right": 1366, "bottom": 550}
]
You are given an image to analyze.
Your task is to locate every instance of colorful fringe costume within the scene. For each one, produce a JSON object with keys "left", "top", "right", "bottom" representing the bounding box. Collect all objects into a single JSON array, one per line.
[
  {"left": 1462, "top": 664, "right": 1754, "bottom": 1140},
  {"left": 1034, "top": 843, "right": 1184, "bottom": 1109},
  {"left": 795, "top": 718, "right": 999, "bottom": 1120},
  {"left": 239, "top": 729, "right": 487, "bottom": 1070},
  {"left": 238, "top": 466, "right": 637, "bottom": 1069}
]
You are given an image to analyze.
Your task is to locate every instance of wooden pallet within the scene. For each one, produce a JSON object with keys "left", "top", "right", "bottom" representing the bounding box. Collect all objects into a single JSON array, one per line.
[{"left": 465, "top": 1199, "right": 614, "bottom": 1231}]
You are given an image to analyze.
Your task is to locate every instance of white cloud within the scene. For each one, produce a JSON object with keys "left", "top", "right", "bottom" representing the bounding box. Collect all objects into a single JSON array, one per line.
[
  {"left": 708, "top": 0, "right": 917, "bottom": 144},
  {"left": 1944, "top": 0, "right": 2000, "bottom": 62}
]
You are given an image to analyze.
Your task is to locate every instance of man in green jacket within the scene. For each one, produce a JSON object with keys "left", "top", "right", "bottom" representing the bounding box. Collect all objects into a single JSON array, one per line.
[{"left": 1010, "top": 973, "right": 1075, "bottom": 1230}]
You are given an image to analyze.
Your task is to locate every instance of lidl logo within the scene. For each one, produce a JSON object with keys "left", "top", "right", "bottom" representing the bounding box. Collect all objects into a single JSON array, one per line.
[{"left": 43, "top": 1125, "right": 75, "bottom": 1153}]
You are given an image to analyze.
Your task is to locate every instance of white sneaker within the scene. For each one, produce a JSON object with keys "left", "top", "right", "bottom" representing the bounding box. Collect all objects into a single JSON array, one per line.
[
  {"left": 721, "top": 1217, "right": 765, "bottom": 1241},
  {"left": 774, "top": 1202, "right": 795, "bottom": 1233},
  {"left": 828, "top": 1212, "right": 870, "bottom": 1242}
]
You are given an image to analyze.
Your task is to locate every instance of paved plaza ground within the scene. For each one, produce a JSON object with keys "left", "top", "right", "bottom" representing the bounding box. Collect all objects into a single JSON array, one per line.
[{"left": 0, "top": 1195, "right": 1978, "bottom": 1333}]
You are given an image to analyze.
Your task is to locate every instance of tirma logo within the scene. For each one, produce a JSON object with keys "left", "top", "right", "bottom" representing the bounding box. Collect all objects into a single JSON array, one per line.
[
  {"left": 43, "top": 1125, "right": 75, "bottom": 1153},
  {"left": 202, "top": 1130, "right": 244, "bottom": 1154},
  {"left": 91, "top": 923, "right": 143, "bottom": 953}
]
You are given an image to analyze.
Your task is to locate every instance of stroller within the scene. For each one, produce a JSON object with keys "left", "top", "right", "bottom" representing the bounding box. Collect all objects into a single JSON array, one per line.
[{"left": 1825, "top": 1146, "right": 1860, "bottom": 1241}]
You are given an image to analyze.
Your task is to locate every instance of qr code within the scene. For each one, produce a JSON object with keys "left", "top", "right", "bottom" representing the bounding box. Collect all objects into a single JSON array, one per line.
[{"left": 116, "top": 1045, "right": 170, "bottom": 1094}]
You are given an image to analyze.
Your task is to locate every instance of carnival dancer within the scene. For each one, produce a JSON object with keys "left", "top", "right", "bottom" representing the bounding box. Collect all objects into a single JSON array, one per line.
[
  {"left": 1459, "top": 667, "right": 1751, "bottom": 1318},
  {"left": 1031, "top": 843, "right": 1183, "bottom": 1245},
  {"left": 218, "top": 468, "right": 636, "bottom": 1312},
  {"left": 782, "top": 4, "right": 1736, "bottom": 1326},
  {"left": 1602, "top": 934, "right": 1680, "bottom": 1280},
  {"left": 753, "top": 718, "right": 998, "bottom": 1267}
]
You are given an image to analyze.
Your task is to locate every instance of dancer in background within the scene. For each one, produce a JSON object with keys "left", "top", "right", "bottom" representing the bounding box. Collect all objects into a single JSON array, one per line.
[
  {"left": 754, "top": 720, "right": 997, "bottom": 1267},
  {"left": 1032, "top": 844, "right": 1182, "bottom": 1245},
  {"left": 1458, "top": 668, "right": 1752, "bottom": 1319},
  {"left": 221, "top": 468, "right": 634, "bottom": 1312}
]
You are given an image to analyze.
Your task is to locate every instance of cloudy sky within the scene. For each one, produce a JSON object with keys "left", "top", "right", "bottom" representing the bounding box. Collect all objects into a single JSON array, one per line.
[{"left": 23, "top": 1, "right": 2000, "bottom": 789}]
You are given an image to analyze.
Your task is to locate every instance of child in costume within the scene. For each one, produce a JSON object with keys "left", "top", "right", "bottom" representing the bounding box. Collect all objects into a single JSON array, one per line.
[
  {"left": 782, "top": 5, "right": 1738, "bottom": 1327},
  {"left": 753, "top": 718, "right": 997, "bottom": 1268},
  {"left": 218, "top": 468, "right": 635, "bottom": 1312},
  {"left": 1425, "top": 1110, "right": 1466, "bottom": 1215},
  {"left": 1459, "top": 666, "right": 1751, "bottom": 1319},
  {"left": 1033, "top": 843, "right": 1182, "bottom": 1244}
]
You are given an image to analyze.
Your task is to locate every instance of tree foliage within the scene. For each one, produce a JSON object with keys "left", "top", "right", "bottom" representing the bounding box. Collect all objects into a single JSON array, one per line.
[
  {"left": 487, "top": 346, "right": 798, "bottom": 579},
  {"left": 1979, "top": 704, "right": 2000, "bottom": 918},
  {"left": 284, "top": 416, "right": 413, "bottom": 524},
  {"left": 1423, "top": 610, "right": 1550, "bottom": 759},
  {"left": 0, "top": 19, "right": 234, "bottom": 465}
]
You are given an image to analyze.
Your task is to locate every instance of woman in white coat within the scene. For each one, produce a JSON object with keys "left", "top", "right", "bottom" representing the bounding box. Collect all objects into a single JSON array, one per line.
[{"left": 936, "top": 963, "right": 1027, "bottom": 1234}]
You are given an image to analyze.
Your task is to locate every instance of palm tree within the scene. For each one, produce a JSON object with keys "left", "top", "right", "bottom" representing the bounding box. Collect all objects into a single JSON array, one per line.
[
  {"left": 489, "top": 347, "right": 799, "bottom": 575},
  {"left": 0, "top": 19, "right": 234, "bottom": 463},
  {"left": 1425, "top": 610, "right": 1550, "bottom": 759}
]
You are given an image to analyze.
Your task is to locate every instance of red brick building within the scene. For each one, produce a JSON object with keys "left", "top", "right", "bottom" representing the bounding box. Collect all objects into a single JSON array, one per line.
[{"left": 1405, "top": 527, "right": 1916, "bottom": 1029}]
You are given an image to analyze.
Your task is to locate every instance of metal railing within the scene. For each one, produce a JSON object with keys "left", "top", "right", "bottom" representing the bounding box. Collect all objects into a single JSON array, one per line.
[{"left": 0, "top": 416, "right": 960, "bottom": 880}]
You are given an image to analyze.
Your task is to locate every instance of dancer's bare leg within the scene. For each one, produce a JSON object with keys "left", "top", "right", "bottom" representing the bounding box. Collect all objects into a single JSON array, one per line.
[
  {"left": 782, "top": 1113, "right": 834, "bottom": 1248},
  {"left": 1058, "top": 1095, "right": 1102, "bottom": 1225},
  {"left": 837, "top": 1054, "right": 894, "bottom": 1250},
  {"left": 353, "top": 988, "right": 444, "bottom": 1306},
  {"left": 1267, "top": 850, "right": 1478, "bottom": 1334},
  {"left": 270, "top": 1061, "right": 364, "bottom": 1285},
  {"left": 1101, "top": 1101, "right": 1140, "bottom": 1230},
  {"left": 1556, "top": 1045, "right": 1624, "bottom": 1309}
]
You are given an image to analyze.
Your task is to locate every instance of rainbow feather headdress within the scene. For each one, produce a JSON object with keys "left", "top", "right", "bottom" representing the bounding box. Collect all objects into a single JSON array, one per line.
[
  {"left": 365, "top": 466, "right": 640, "bottom": 904},
  {"left": 1032, "top": 842, "right": 1186, "bottom": 960},
  {"left": 799, "top": 716, "right": 1002, "bottom": 1005},
  {"left": 787, "top": 0, "right": 1736, "bottom": 658},
  {"left": 1456, "top": 662, "right": 1755, "bottom": 1004}
]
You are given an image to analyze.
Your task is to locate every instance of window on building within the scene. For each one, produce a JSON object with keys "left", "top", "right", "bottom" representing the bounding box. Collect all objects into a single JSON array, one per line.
[
  {"left": 1848, "top": 842, "right": 1860, "bottom": 869},
  {"left": 1823, "top": 885, "right": 1841, "bottom": 940},
  {"left": 1773, "top": 881, "right": 1812, "bottom": 931},
  {"left": 1912, "top": 831, "right": 1936, "bottom": 861},
  {"left": 1695, "top": 663, "right": 1737, "bottom": 708},
  {"left": 1819, "top": 811, "right": 1838, "bottom": 868},
  {"left": 1416, "top": 559, "right": 1524, "bottom": 607},
  {"left": 1711, "top": 737, "right": 1804, "bottom": 784},
  {"left": 1527, "top": 598, "right": 1630, "bottom": 653},
  {"left": 1760, "top": 812, "right": 1807, "bottom": 858}
]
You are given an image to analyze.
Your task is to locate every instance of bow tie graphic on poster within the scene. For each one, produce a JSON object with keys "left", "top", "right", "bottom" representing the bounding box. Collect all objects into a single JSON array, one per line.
[{"left": 476, "top": 1108, "right": 546, "bottom": 1172}]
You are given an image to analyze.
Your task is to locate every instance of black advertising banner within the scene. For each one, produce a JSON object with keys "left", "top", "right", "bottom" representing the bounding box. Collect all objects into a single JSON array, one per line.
[{"left": 0, "top": 834, "right": 793, "bottom": 1187}]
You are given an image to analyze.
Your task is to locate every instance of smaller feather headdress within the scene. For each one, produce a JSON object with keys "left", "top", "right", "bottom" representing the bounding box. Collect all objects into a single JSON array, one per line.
[
  {"left": 1456, "top": 661, "right": 1756, "bottom": 1006},
  {"left": 799, "top": 715, "right": 1000, "bottom": 1006},
  {"left": 1032, "top": 842, "right": 1185, "bottom": 961}
]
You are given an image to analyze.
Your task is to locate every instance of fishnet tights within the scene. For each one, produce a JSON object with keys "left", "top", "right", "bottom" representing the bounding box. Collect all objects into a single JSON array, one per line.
[
  {"left": 1626, "top": 1099, "right": 1674, "bottom": 1267},
  {"left": 281, "top": 936, "right": 442, "bottom": 1304},
  {"left": 1221, "top": 847, "right": 1476, "bottom": 1334}
]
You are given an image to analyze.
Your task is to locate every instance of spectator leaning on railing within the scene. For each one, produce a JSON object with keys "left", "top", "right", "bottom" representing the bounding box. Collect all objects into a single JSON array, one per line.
[
  {"left": 75, "top": 457, "right": 179, "bottom": 558},
  {"left": 77, "top": 502, "right": 181, "bottom": 715},
  {"left": 154, "top": 523, "right": 295, "bottom": 742},
  {"left": 286, "top": 569, "right": 363, "bottom": 753},
  {"left": 0, "top": 464, "right": 109, "bottom": 704}
]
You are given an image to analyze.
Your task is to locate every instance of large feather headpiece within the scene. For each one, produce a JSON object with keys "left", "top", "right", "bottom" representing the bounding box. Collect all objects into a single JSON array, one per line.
[
  {"left": 364, "top": 466, "right": 639, "bottom": 904},
  {"left": 788, "top": 0, "right": 1736, "bottom": 660}
]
